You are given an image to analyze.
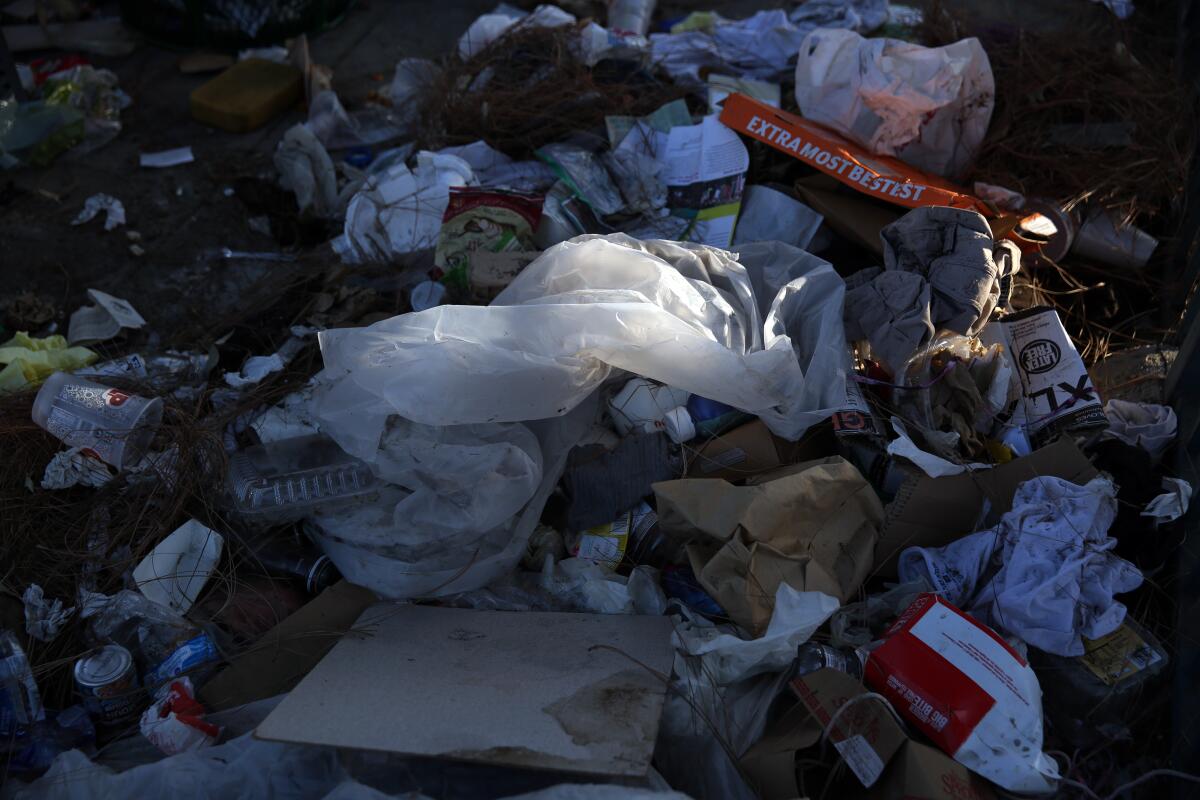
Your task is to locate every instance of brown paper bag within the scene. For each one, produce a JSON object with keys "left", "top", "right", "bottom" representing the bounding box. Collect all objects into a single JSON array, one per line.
[{"left": 655, "top": 457, "right": 883, "bottom": 634}]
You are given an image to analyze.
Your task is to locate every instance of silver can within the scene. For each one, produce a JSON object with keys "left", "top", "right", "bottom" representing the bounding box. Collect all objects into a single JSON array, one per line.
[{"left": 75, "top": 645, "right": 141, "bottom": 725}]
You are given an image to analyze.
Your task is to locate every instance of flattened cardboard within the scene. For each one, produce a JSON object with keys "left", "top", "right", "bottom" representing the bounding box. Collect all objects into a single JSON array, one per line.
[
  {"left": 740, "top": 669, "right": 995, "bottom": 800},
  {"left": 199, "top": 580, "right": 377, "bottom": 711},
  {"left": 875, "top": 437, "right": 1098, "bottom": 576},
  {"left": 686, "top": 419, "right": 835, "bottom": 482},
  {"left": 255, "top": 604, "right": 674, "bottom": 777},
  {"left": 869, "top": 741, "right": 996, "bottom": 800},
  {"left": 793, "top": 174, "right": 901, "bottom": 259}
]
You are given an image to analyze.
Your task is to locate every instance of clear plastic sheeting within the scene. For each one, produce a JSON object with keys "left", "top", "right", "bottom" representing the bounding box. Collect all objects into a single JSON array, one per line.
[
  {"left": 318, "top": 234, "right": 846, "bottom": 441},
  {"left": 794, "top": 29, "right": 994, "bottom": 178}
]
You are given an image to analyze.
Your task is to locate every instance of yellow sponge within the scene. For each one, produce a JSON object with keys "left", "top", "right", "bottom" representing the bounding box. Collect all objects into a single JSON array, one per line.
[{"left": 190, "top": 58, "right": 302, "bottom": 133}]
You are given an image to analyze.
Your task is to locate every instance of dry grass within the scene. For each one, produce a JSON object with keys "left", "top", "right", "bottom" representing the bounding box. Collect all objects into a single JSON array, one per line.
[
  {"left": 413, "top": 21, "right": 687, "bottom": 157},
  {"left": 922, "top": 1, "right": 1195, "bottom": 227}
]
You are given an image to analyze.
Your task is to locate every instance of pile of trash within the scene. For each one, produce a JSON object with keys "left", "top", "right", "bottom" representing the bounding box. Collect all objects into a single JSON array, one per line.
[{"left": 2, "top": 1, "right": 1198, "bottom": 799}]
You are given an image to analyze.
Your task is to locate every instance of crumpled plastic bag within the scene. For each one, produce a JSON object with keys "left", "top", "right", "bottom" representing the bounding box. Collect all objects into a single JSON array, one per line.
[
  {"left": 672, "top": 584, "right": 838, "bottom": 685},
  {"left": 1103, "top": 399, "right": 1177, "bottom": 461},
  {"left": 652, "top": 7, "right": 882, "bottom": 86},
  {"left": 275, "top": 124, "right": 340, "bottom": 218},
  {"left": 334, "top": 152, "right": 474, "bottom": 263},
  {"left": 318, "top": 234, "right": 847, "bottom": 441},
  {"left": 538, "top": 558, "right": 668, "bottom": 615},
  {"left": 309, "top": 392, "right": 596, "bottom": 599},
  {"left": 898, "top": 476, "right": 1144, "bottom": 656},
  {"left": 457, "top": 4, "right": 575, "bottom": 59},
  {"left": 11, "top": 733, "right": 344, "bottom": 800},
  {"left": 794, "top": 28, "right": 994, "bottom": 178},
  {"left": 1143, "top": 477, "right": 1192, "bottom": 523}
]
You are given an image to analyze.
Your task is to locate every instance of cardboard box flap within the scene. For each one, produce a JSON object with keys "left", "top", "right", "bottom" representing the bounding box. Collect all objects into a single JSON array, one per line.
[{"left": 875, "top": 437, "right": 1098, "bottom": 575}]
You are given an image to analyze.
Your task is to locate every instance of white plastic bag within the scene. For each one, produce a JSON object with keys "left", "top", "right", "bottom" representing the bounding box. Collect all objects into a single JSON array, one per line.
[
  {"left": 318, "top": 234, "right": 845, "bottom": 440},
  {"left": 794, "top": 28, "right": 994, "bottom": 178}
]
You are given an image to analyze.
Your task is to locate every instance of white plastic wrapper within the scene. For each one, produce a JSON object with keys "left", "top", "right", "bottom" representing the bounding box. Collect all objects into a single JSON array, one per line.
[
  {"left": 794, "top": 29, "right": 994, "bottom": 178},
  {"left": 334, "top": 152, "right": 474, "bottom": 263}
]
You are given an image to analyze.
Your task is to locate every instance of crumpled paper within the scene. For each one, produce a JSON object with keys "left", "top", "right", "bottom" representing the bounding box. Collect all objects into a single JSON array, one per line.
[
  {"left": 71, "top": 193, "right": 126, "bottom": 231},
  {"left": 794, "top": 28, "right": 994, "bottom": 178},
  {"left": 898, "top": 476, "right": 1143, "bottom": 656},
  {"left": 843, "top": 268, "right": 932, "bottom": 372},
  {"left": 23, "top": 584, "right": 76, "bottom": 642},
  {"left": 0, "top": 332, "right": 97, "bottom": 392},
  {"left": 881, "top": 207, "right": 1020, "bottom": 337}
]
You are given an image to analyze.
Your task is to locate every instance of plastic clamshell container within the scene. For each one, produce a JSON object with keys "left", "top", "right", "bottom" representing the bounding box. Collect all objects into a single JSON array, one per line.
[{"left": 227, "top": 434, "right": 379, "bottom": 520}]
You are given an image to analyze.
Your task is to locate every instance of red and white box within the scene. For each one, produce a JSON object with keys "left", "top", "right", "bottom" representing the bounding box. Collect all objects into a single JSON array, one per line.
[{"left": 865, "top": 594, "right": 1060, "bottom": 794}]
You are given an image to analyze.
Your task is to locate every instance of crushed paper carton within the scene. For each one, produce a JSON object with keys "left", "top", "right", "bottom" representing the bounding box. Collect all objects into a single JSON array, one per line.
[
  {"left": 985, "top": 306, "right": 1108, "bottom": 446},
  {"left": 740, "top": 667, "right": 995, "bottom": 800},
  {"left": 864, "top": 594, "right": 1059, "bottom": 794}
]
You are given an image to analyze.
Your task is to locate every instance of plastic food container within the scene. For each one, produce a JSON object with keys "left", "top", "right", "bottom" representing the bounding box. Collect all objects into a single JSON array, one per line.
[{"left": 32, "top": 372, "right": 163, "bottom": 469}]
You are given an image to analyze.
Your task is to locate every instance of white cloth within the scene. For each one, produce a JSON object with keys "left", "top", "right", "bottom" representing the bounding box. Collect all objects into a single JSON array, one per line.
[{"left": 898, "top": 476, "right": 1143, "bottom": 656}]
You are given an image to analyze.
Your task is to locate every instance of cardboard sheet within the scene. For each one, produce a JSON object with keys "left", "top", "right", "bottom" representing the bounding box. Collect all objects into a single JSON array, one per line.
[{"left": 255, "top": 604, "right": 674, "bottom": 777}]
